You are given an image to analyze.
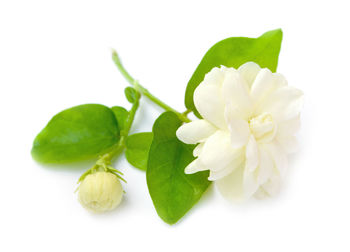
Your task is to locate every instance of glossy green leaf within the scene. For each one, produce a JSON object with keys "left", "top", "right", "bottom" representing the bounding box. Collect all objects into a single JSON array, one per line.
[
  {"left": 147, "top": 112, "right": 210, "bottom": 224},
  {"left": 125, "top": 132, "right": 153, "bottom": 171},
  {"left": 124, "top": 87, "right": 139, "bottom": 104},
  {"left": 31, "top": 104, "right": 120, "bottom": 163},
  {"left": 185, "top": 29, "right": 283, "bottom": 117},
  {"left": 111, "top": 106, "right": 129, "bottom": 132}
]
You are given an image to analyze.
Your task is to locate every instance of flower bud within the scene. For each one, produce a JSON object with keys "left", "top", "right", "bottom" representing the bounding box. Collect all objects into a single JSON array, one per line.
[{"left": 78, "top": 171, "right": 123, "bottom": 212}]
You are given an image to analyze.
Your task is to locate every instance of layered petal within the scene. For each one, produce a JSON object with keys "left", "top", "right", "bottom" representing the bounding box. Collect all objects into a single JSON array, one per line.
[
  {"left": 249, "top": 112, "right": 277, "bottom": 143},
  {"left": 184, "top": 159, "right": 207, "bottom": 174},
  {"left": 253, "top": 187, "right": 269, "bottom": 199},
  {"left": 258, "top": 86, "right": 304, "bottom": 122},
  {"left": 176, "top": 119, "right": 217, "bottom": 144},
  {"left": 198, "top": 130, "right": 242, "bottom": 171},
  {"left": 225, "top": 106, "right": 250, "bottom": 148},
  {"left": 251, "top": 70, "right": 289, "bottom": 113},
  {"left": 194, "top": 83, "right": 226, "bottom": 129},
  {"left": 208, "top": 154, "right": 244, "bottom": 181},
  {"left": 216, "top": 164, "right": 245, "bottom": 201},
  {"left": 216, "top": 161, "right": 260, "bottom": 201},
  {"left": 273, "top": 73, "right": 288, "bottom": 88},
  {"left": 179, "top": 64, "right": 302, "bottom": 202},
  {"left": 250, "top": 68, "right": 274, "bottom": 103},
  {"left": 277, "top": 135, "right": 299, "bottom": 154},
  {"left": 243, "top": 168, "right": 260, "bottom": 199},
  {"left": 265, "top": 141, "right": 288, "bottom": 177},
  {"left": 193, "top": 142, "right": 204, "bottom": 157},
  {"left": 276, "top": 116, "right": 301, "bottom": 138},
  {"left": 238, "top": 62, "right": 261, "bottom": 89},
  {"left": 221, "top": 68, "right": 253, "bottom": 119},
  {"left": 261, "top": 175, "right": 281, "bottom": 197},
  {"left": 245, "top": 135, "right": 259, "bottom": 172},
  {"left": 256, "top": 145, "right": 274, "bottom": 184},
  {"left": 202, "top": 66, "right": 226, "bottom": 87}
]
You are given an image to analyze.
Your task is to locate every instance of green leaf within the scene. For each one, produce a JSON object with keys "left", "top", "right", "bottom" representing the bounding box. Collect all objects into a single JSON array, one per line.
[
  {"left": 185, "top": 29, "right": 283, "bottom": 117},
  {"left": 31, "top": 104, "right": 120, "bottom": 163},
  {"left": 125, "top": 132, "right": 153, "bottom": 171},
  {"left": 147, "top": 112, "right": 210, "bottom": 224},
  {"left": 111, "top": 106, "right": 129, "bottom": 132},
  {"left": 124, "top": 87, "right": 139, "bottom": 103}
]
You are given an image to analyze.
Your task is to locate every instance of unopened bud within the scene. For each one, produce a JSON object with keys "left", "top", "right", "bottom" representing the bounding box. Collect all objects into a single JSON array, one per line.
[{"left": 78, "top": 171, "right": 123, "bottom": 212}]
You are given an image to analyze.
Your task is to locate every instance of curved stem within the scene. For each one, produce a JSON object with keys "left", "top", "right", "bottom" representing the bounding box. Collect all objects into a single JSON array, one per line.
[
  {"left": 112, "top": 50, "right": 191, "bottom": 123},
  {"left": 100, "top": 93, "right": 140, "bottom": 165},
  {"left": 78, "top": 94, "right": 140, "bottom": 183},
  {"left": 182, "top": 109, "right": 191, "bottom": 116}
]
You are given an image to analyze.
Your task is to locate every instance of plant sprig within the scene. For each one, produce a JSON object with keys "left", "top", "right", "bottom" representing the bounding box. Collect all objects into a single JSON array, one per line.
[{"left": 31, "top": 28, "right": 283, "bottom": 224}]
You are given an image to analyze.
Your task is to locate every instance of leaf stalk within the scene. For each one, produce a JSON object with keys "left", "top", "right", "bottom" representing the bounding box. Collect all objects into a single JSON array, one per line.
[
  {"left": 112, "top": 50, "right": 191, "bottom": 123},
  {"left": 77, "top": 90, "right": 140, "bottom": 184}
]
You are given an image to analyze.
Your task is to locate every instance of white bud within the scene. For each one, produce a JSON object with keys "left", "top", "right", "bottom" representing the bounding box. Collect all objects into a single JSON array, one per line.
[{"left": 78, "top": 171, "right": 123, "bottom": 212}]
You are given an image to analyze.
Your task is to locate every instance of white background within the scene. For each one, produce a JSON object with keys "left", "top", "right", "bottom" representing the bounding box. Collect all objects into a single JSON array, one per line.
[{"left": 0, "top": 0, "right": 349, "bottom": 251}]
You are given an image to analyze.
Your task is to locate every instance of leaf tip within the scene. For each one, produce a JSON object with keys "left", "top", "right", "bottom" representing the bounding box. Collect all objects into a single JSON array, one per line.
[{"left": 262, "top": 28, "right": 283, "bottom": 39}]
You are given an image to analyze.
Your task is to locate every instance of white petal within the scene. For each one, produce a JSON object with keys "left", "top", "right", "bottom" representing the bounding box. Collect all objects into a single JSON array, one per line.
[
  {"left": 224, "top": 102, "right": 247, "bottom": 120},
  {"left": 249, "top": 112, "right": 277, "bottom": 143},
  {"left": 256, "top": 146, "right": 274, "bottom": 184},
  {"left": 225, "top": 106, "right": 250, "bottom": 148},
  {"left": 277, "top": 136, "right": 299, "bottom": 154},
  {"left": 176, "top": 119, "right": 217, "bottom": 144},
  {"left": 245, "top": 135, "right": 259, "bottom": 172},
  {"left": 238, "top": 62, "right": 261, "bottom": 89},
  {"left": 254, "top": 187, "right": 269, "bottom": 199},
  {"left": 265, "top": 141, "right": 288, "bottom": 177},
  {"left": 208, "top": 153, "right": 244, "bottom": 181},
  {"left": 250, "top": 68, "right": 274, "bottom": 102},
  {"left": 199, "top": 130, "right": 241, "bottom": 171},
  {"left": 259, "top": 86, "right": 304, "bottom": 122},
  {"left": 276, "top": 116, "right": 301, "bottom": 138},
  {"left": 193, "top": 143, "right": 204, "bottom": 157},
  {"left": 273, "top": 73, "right": 288, "bottom": 88},
  {"left": 216, "top": 163, "right": 245, "bottom": 201},
  {"left": 243, "top": 168, "right": 260, "bottom": 199},
  {"left": 202, "top": 67, "right": 226, "bottom": 87},
  {"left": 261, "top": 175, "right": 281, "bottom": 197},
  {"left": 194, "top": 83, "right": 226, "bottom": 129},
  {"left": 251, "top": 70, "right": 288, "bottom": 104},
  {"left": 209, "top": 168, "right": 233, "bottom": 181},
  {"left": 216, "top": 158, "right": 260, "bottom": 201},
  {"left": 221, "top": 69, "right": 253, "bottom": 119},
  {"left": 184, "top": 159, "right": 207, "bottom": 174}
]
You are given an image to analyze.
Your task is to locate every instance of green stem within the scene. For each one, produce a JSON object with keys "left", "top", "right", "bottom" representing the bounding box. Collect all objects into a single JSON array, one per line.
[
  {"left": 78, "top": 94, "right": 140, "bottom": 183},
  {"left": 182, "top": 109, "right": 191, "bottom": 116},
  {"left": 112, "top": 50, "right": 191, "bottom": 123},
  {"left": 99, "top": 94, "right": 140, "bottom": 165}
]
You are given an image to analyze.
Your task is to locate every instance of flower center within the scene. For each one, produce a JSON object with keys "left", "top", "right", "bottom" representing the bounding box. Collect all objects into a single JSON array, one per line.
[{"left": 248, "top": 113, "right": 276, "bottom": 142}]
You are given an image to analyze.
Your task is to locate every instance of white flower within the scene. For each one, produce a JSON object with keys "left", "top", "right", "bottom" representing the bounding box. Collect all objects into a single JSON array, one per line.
[
  {"left": 78, "top": 171, "right": 123, "bottom": 212},
  {"left": 176, "top": 62, "right": 303, "bottom": 201}
]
